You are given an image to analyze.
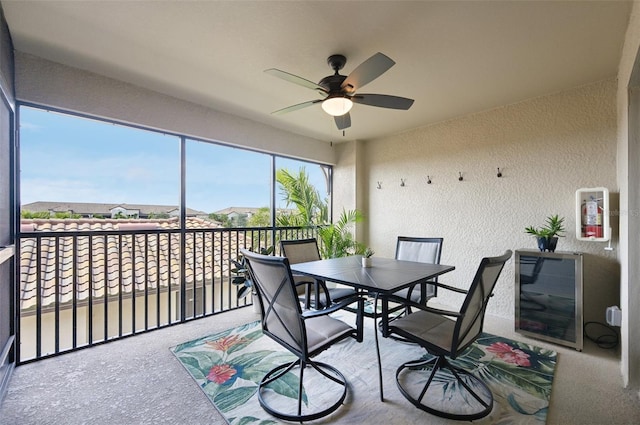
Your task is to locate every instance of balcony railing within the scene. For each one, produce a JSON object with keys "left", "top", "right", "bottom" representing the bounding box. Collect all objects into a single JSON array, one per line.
[{"left": 18, "top": 225, "right": 320, "bottom": 363}]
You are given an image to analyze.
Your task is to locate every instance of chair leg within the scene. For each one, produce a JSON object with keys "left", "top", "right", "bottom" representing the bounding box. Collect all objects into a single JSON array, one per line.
[
  {"left": 396, "top": 355, "right": 493, "bottom": 421},
  {"left": 355, "top": 297, "right": 364, "bottom": 342},
  {"left": 373, "top": 293, "right": 384, "bottom": 401},
  {"left": 258, "top": 359, "right": 348, "bottom": 422}
]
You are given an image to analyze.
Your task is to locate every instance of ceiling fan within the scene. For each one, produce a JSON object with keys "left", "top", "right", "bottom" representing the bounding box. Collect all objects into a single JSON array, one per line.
[{"left": 265, "top": 52, "right": 414, "bottom": 131}]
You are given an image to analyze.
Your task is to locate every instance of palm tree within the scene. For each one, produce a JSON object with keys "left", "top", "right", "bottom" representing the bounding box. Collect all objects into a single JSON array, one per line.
[
  {"left": 276, "top": 167, "right": 364, "bottom": 258},
  {"left": 276, "top": 167, "right": 328, "bottom": 226}
]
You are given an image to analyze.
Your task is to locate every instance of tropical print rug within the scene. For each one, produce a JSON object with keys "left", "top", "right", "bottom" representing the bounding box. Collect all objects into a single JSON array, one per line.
[{"left": 171, "top": 316, "right": 556, "bottom": 425}]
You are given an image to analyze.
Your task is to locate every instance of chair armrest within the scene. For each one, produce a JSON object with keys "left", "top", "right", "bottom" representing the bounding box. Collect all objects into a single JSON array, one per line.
[
  {"left": 301, "top": 295, "right": 365, "bottom": 319},
  {"left": 384, "top": 294, "right": 462, "bottom": 318},
  {"left": 429, "top": 281, "right": 469, "bottom": 294}
]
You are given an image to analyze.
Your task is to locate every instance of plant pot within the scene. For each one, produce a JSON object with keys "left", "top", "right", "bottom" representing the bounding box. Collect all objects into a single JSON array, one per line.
[
  {"left": 362, "top": 257, "right": 372, "bottom": 267},
  {"left": 537, "top": 236, "right": 559, "bottom": 252}
]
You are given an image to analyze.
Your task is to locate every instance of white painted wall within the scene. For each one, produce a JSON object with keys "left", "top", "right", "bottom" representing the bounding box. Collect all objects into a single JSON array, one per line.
[{"left": 358, "top": 80, "right": 619, "bottom": 327}]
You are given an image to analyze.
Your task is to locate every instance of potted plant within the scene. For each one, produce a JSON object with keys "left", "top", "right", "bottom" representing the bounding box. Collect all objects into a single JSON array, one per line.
[
  {"left": 361, "top": 247, "right": 374, "bottom": 267},
  {"left": 525, "top": 214, "right": 565, "bottom": 252},
  {"left": 230, "top": 246, "right": 274, "bottom": 311}
]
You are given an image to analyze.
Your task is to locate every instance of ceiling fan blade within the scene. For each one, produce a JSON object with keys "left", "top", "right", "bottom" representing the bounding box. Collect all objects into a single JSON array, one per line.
[
  {"left": 352, "top": 94, "right": 414, "bottom": 110},
  {"left": 334, "top": 113, "right": 351, "bottom": 130},
  {"left": 271, "top": 99, "right": 322, "bottom": 115},
  {"left": 265, "top": 68, "right": 327, "bottom": 94},
  {"left": 341, "top": 52, "right": 395, "bottom": 93}
]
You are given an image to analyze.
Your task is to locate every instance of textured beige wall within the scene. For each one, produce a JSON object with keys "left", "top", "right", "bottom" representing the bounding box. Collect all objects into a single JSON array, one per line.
[
  {"left": 332, "top": 140, "right": 369, "bottom": 240},
  {"left": 360, "top": 80, "right": 619, "bottom": 321}
]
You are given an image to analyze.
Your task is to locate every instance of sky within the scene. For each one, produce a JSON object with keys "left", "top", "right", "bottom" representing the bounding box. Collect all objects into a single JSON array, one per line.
[{"left": 19, "top": 106, "right": 329, "bottom": 214}]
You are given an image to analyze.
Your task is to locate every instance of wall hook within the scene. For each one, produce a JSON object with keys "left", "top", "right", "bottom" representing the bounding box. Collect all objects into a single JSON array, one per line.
[
  {"left": 458, "top": 172, "right": 464, "bottom": 181},
  {"left": 377, "top": 181, "right": 382, "bottom": 189},
  {"left": 400, "top": 178, "right": 406, "bottom": 187},
  {"left": 427, "top": 176, "right": 432, "bottom": 184},
  {"left": 497, "top": 167, "right": 503, "bottom": 178}
]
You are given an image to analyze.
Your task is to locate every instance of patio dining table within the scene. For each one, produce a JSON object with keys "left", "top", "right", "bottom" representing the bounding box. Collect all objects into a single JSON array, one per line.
[{"left": 290, "top": 255, "right": 455, "bottom": 401}]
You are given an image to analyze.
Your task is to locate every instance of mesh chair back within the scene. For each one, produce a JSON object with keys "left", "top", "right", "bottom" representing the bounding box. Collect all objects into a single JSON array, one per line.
[
  {"left": 280, "top": 238, "right": 322, "bottom": 263},
  {"left": 396, "top": 237, "right": 443, "bottom": 298},
  {"left": 280, "top": 238, "right": 323, "bottom": 299},
  {"left": 242, "top": 249, "right": 306, "bottom": 355},
  {"left": 454, "top": 250, "right": 512, "bottom": 354},
  {"left": 396, "top": 237, "right": 443, "bottom": 264}
]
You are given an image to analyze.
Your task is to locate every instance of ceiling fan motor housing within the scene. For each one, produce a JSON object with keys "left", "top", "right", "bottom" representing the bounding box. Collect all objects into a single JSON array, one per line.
[
  {"left": 319, "top": 74, "right": 347, "bottom": 93},
  {"left": 320, "top": 54, "right": 348, "bottom": 93}
]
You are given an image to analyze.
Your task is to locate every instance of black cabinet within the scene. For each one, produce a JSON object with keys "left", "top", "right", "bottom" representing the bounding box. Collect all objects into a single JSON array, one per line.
[{"left": 515, "top": 250, "right": 583, "bottom": 351}]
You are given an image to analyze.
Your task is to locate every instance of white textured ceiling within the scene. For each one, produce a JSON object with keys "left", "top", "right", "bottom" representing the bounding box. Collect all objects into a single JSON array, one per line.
[{"left": 1, "top": 1, "right": 632, "bottom": 142}]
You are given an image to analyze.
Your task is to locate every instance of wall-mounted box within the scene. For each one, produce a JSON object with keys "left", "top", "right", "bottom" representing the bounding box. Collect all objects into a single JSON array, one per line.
[{"left": 575, "top": 187, "right": 610, "bottom": 242}]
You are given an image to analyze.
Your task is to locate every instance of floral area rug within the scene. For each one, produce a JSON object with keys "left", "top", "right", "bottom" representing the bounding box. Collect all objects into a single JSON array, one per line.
[{"left": 171, "top": 315, "right": 556, "bottom": 425}]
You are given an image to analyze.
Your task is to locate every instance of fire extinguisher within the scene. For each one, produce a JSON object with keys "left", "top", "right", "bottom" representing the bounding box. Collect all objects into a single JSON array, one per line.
[{"left": 582, "top": 197, "right": 603, "bottom": 238}]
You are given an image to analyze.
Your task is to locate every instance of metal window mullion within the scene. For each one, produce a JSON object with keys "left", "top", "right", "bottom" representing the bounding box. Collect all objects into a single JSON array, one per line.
[
  {"left": 180, "top": 137, "right": 186, "bottom": 323},
  {"left": 270, "top": 155, "right": 276, "bottom": 241}
]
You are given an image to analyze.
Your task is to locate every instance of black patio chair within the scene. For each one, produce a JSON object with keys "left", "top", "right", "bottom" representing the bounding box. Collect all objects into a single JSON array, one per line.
[
  {"left": 392, "top": 236, "right": 443, "bottom": 310},
  {"left": 280, "top": 238, "right": 356, "bottom": 309},
  {"left": 241, "top": 248, "right": 365, "bottom": 422},
  {"left": 386, "top": 250, "right": 512, "bottom": 420}
]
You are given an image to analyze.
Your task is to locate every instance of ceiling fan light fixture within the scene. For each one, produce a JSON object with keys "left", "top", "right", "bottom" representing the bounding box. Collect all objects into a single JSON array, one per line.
[{"left": 321, "top": 96, "right": 353, "bottom": 116}]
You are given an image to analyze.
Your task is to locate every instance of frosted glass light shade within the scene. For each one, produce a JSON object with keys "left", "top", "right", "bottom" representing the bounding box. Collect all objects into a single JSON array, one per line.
[{"left": 321, "top": 97, "right": 353, "bottom": 116}]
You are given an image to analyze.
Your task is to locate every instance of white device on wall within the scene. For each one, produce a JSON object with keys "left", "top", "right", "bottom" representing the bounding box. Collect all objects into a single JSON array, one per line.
[
  {"left": 606, "top": 306, "right": 622, "bottom": 327},
  {"left": 575, "top": 187, "right": 610, "bottom": 242}
]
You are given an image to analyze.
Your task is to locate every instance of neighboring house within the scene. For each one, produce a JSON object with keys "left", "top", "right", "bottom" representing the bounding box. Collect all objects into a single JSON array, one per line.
[
  {"left": 214, "top": 207, "right": 297, "bottom": 222},
  {"left": 22, "top": 201, "right": 208, "bottom": 219},
  {"left": 213, "top": 207, "right": 261, "bottom": 221}
]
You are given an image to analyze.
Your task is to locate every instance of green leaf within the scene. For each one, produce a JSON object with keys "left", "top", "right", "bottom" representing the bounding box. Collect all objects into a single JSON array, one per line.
[
  {"left": 232, "top": 276, "right": 247, "bottom": 285},
  {"left": 237, "top": 286, "right": 252, "bottom": 299},
  {"left": 213, "top": 386, "right": 258, "bottom": 412}
]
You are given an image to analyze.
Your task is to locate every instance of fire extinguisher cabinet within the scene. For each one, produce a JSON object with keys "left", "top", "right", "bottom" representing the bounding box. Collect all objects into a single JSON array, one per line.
[{"left": 575, "top": 187, "right": 610, "bottom": 242}]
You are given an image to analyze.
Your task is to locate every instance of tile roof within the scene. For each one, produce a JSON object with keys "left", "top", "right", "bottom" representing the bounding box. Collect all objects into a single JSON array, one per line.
[{"left": 19, "top": 217, "right": 247, "bottom": 310}]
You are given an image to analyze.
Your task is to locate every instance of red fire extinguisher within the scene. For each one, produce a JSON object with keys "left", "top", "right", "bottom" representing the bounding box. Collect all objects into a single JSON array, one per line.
[{"left": 582, "top": 197, "right": 603, "bottom": 238}]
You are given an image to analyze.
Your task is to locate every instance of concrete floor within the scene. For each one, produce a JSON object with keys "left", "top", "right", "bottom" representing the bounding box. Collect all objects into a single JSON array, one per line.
[{"left": 1, "top": 307, "right": 639, "bottom": 424}]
